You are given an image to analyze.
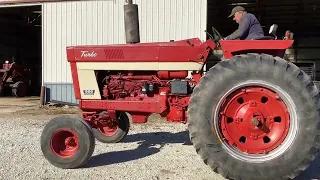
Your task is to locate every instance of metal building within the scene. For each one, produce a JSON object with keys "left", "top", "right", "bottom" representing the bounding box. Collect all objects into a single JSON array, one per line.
[
  {"left": 42, "top": 0, "right": 207, "bottom": 104},
  {"left": 0, "top": 0, "right": 320, "bottom": 104}
]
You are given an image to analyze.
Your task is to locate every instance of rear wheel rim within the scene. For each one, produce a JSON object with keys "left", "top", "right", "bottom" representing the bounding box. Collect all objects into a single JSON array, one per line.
[
  {"left": 214, "top": 80, "right": 298, "bottom": 162},
  {"left": 50, "top": 129, "right": 79, "bottom": 158}
]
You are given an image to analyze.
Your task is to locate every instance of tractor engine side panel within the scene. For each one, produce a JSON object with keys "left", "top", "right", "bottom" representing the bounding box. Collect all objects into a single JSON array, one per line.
[
  {"left": 102, "top": 73, "right": 170, "bottom": 100},
  {"left": 74, "top": 61, "right": 203, "bottom": 100},
  {"left": 66, "top": 42, "right": 210, "bottom": 124},
  {"left": 77, "top": 69, "right": 195, "bottom": 123},
  {"left": 77, "top": 69, "right": 101, "bottom": 99},
  {"left": 101, "top": 72, "right": 190, "bottom": 100}
]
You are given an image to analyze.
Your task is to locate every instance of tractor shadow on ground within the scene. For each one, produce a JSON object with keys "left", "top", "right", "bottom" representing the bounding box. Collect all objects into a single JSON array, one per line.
[
  {"left": 294, "top": 154, "right": 320, "bottom": 180},
  {"left": 85, "top": 130, "right": 192, "bottom": 168},
  {"left": 85, "top": 130, "right": 320, "bottom": 179}
]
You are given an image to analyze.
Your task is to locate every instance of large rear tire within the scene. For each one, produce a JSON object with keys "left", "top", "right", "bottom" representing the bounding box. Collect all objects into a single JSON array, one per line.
[
  {"left": 188, "top": 53, "right": 320, "bottom": 180},
  {"left": 40, "top": 115, "right": 95, "bottom": 169}
]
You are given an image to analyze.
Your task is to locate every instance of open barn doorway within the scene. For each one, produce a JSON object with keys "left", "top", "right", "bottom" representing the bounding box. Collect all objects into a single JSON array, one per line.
[{"left": 0, "top": 5, "right": 42, "bottom": 100}]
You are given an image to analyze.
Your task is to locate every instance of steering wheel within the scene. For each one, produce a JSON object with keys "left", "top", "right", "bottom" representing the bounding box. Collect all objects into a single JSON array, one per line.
[{"left": 212, "top": 26, "right": 224, "bottom": 41}]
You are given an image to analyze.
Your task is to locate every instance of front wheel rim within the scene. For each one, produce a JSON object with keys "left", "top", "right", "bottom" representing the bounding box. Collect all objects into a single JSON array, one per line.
[
  {"left": 214, "top": 80, "right": 298, "bottom": 163},
  {"left": 50, "top": 129, "right": 79, "bottom": 158}
]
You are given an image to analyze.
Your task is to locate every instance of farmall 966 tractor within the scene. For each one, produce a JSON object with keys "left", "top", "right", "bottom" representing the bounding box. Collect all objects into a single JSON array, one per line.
[{"left": 40, "top": 1, "right": 320, "bottom": 180}]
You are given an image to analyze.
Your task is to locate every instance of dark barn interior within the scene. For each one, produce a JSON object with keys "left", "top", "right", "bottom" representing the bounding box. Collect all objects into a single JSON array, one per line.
[
  {"left": 206, "top": 0, "right": 320, "bottom": 81},
  {"left": 0, "top": 5, "right": 41, "bottom": 97}
]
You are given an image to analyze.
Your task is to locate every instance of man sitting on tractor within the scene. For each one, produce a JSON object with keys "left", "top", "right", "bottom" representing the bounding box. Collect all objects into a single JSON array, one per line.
[{"left": 224, "top": 6, "right": 264, "bottom": 40}]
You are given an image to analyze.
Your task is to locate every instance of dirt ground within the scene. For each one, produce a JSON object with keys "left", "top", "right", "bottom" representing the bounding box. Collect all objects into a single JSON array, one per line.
[
  {"left": 0, "top": 97, "right": 81, "bottom": 116},
  {"left": 0, "top": 97, "right": 319, "bottom": 180}
]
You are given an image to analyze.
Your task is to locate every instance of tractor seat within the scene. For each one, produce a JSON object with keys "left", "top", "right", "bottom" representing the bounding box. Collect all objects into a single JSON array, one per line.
[
  {"left": 251, "top": 24, "right": 278, "bottom": 40},
  {"left": 251, "top": 36, "right": 275, "bottom": 40}
]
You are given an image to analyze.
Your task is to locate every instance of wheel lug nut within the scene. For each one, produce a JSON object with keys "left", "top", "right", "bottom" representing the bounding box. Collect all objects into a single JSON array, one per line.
[
  {"left": 249, "top": 101, "right": 257, "bottom": 107},
  {"left": 234, "top": 117, "right": 241, "bottom": 123},
  {"left": 269, "top": 116, "right": 274, "bottom": 122},
  {"left": 250, "top": 133, "right": 258, "bottom": 140}
]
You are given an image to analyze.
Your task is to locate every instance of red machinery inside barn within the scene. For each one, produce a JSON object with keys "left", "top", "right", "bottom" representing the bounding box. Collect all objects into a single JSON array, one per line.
[
  {"left": 40, "top": 1, "right": 320, "bottom": 180},
  {"left": 0, "top": 60, "right": 30, "bottom": 97}
]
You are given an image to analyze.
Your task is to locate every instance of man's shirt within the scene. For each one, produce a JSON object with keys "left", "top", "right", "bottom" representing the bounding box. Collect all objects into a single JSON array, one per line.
[{"left": 226, "top": 13, "right": 264, "bottom": 40}]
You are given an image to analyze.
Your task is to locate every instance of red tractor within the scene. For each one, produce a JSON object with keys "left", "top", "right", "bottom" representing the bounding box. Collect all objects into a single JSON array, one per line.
[{"left": 40, "top": 2, "right": 319, "bottom": 180}]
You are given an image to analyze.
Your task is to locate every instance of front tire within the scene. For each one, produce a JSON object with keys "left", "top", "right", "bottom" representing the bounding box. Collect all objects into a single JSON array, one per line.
[
  {"left": 188, "top": 53, "right": 320, "bottom": 180},
  {"left": 40, "top": 115, "right": 95, "bottom": 169}
]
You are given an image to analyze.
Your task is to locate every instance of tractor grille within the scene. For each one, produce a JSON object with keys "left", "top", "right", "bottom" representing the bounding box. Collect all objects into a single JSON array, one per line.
[{"left": 105, "top": 49, "right": 124, "bottom": 59}]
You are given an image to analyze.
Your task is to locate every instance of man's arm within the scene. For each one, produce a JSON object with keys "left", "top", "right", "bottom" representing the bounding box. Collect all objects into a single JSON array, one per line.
[{"left": 225, "top": 15, "right": 250, "bottom": 40}]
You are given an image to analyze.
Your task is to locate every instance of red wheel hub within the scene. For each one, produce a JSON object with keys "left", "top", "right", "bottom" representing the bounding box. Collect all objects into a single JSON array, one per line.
[
  {"left": 98, "top": 121, "right": 119, "bottom": 136},
  {"left": 50, "top": 129, "right": 79, "bottom": 158},
  {"left": 219, "top": 87, "right": 290, "bottom": 154}
]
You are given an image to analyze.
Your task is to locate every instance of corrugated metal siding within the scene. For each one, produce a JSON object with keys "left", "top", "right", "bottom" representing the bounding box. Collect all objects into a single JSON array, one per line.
[
  {"left": 44, "top": 83, "right": 77, "bottom": 104},
  {"left": 42, "top": 0, "right": 207, "bottom": 103},
  {"left": 0, "top": 0, "right": 81, "bottom": 5}
]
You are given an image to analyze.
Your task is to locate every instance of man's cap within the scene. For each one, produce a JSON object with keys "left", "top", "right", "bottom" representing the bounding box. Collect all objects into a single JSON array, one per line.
[{"left": 228, "top": 6, "right": 245, "bottom": 18}]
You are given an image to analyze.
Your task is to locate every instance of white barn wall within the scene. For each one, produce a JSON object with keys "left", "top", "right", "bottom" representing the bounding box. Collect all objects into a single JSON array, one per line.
[{"left": 42, "top": 0, "right": 207, "bottom": 103}]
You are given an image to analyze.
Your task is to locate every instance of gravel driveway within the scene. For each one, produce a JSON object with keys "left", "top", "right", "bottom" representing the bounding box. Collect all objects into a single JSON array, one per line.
[{"left": 0, "top": 106, "right": 319, "bottom": 180}]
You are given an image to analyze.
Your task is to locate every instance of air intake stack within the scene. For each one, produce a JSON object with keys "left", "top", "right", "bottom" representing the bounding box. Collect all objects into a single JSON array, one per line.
[{"left": 124, "top": 0, "right": 140, "bottom": 44}]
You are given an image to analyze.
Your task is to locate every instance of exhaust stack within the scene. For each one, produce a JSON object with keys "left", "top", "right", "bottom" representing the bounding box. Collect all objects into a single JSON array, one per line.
[{"left": 124, "top": 0, "right": 140, "bottom": 44}]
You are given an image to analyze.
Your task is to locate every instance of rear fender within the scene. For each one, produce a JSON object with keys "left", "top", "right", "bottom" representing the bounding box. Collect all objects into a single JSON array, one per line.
[{"left": 220, "top": 40, "right": 294, "bottom": 59}]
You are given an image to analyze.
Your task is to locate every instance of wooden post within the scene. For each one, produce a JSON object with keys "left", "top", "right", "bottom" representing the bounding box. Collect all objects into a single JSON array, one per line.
[{"left": 39, "top": 86, "right": 45, "bottom": 107}]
